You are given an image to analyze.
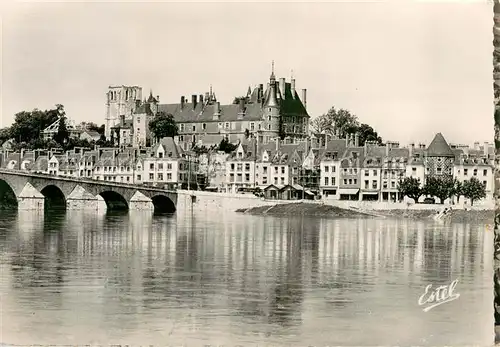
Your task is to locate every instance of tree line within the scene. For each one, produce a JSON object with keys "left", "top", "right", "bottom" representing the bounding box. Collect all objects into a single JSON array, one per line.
[{"left": 398, "top": 176, "right": 486, "bottom": 206}]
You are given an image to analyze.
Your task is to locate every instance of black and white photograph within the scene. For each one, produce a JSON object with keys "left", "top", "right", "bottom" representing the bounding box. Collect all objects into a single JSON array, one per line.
[{"left": 0, "top": 1, "right": 497, "bottom": 346}]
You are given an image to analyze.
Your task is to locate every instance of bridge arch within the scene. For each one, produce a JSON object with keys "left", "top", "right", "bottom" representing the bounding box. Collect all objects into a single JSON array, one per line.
[
  {"left": 99, "top": 191, "right": 129, "bottom": 211},
  {"left": 0, "top": 179, "right": 18, "bottom": 209},
  {"left": 40, "top": 185, "right": 66, "bottom": 210},
  {"left": 151, "top": 194, "right": 176, "bottom": 214}
]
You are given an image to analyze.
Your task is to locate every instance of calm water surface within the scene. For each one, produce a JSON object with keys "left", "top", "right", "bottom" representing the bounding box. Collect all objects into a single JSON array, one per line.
[{"left": 0, "top": 209, "right": 494, "bottom": 346}]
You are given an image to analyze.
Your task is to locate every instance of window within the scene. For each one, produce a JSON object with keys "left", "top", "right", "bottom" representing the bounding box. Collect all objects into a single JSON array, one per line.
[
  {"left": 150, "top": 163, "right": 154, "bottom": 169},
  {"left": 348, "top": 179, "right": 352, "bottom": 185},
  {"left": 149, "top": 173, "right": 154, "bottom": 180},
  {"left": 280, "top": 177, "right": 285, "bottom": 184},
  {"left": 237, "top": 163, "right": 242, "bottom": 171},
  {"left": 372, "top": 180, "right": 377, "bottom": 189},
  {"left": 137, "top": 117, "right": 140, "bottom": 123},
  {"left": 167, "top": 163, "right": 172, "bottom": 170},
  {"left": 230, "top": 163, "right": 235, "bottom": 171},
  {"left": 373, "top": 169, "right": 377, "bottom": 176},
  {"left": 158, "top": 163, "right": 163, "bottom": 170},
  {"left": 225, "top": 122, "right": 229, "bottom": 129},
  {"left": 158, "top": 173, "right": 163, "bottom": 180},
  {"left": 343, "top": 179, "right": 347, "bottom": 185},
  {"left": 250, "top": 123, "right": 255, "bottom": 131},
  {"left": 412, "top": 167, "right": 416, "bottom": 174},
  {"left": 324, "top": 166, "right": 329, "bottom": 173},
  {"left": 364, "top": 180, "right": 369, "bottom": 189},
  {"left": 324, "top": 177, "right": 329, "bottom": 185},
  {"left": 245, "top": 173, "right": 250, "bottom": 181},
  {"left": 483, "top": 169, "right": 488, "bottom": 176},
  {"left": 202, "top": 123, "right": 206, "bottom": 130},
  {"left": 180, "top": 124, "right": 185, "bottom": 131},
  {"left": 364, "top": 170, "right": 369, "bottom": 176},
  {"left": 483, "top": 181, "right": 487, "bottom": 187},
  {"left": 274, "top": 166, "right": 278, "bottom": 174},
  {"left": 180, "top": 135, "right": 184, "bottom": 141},
  {"left": 137, "top": 175, "right": 142, "bottom": 181},
  {"left": 281, "top": 167, "right": 285, "bottom": 174},
  {"left": 437, "top": 167, "right": 442, "bottom": 175},
  {"left": 192, "top": 125, "right": 196, "bottom": 132},
  {"left": 263, "top": 166, "right": 268, "bottom": 174},
  {"left": 353, "top": 179, "right": 357, "bottom": 185},
  {"left": 158, "top": 152, "right": 163, "bottom": 159},
  {"left": 274, "top": 177, "right": 278, "bottom": 184},
  {"left": 474, "top": 169, "right": 478, "bottom": 176},
  {"left": 167, "top": 173, "right": 172, "bottom": 180},
  {"left": 245, "top": 163, "right": 250, "bottom": 171},
  {"left": 263, "top": 177, "right": 267, "bottom": 184},
  {"left": 391, "top": 181, "right": 395, "bottom": 188}
]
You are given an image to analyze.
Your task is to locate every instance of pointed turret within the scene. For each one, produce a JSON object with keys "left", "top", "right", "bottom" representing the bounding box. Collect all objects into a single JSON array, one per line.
[
  {"left": 147, "top": 90, "right": 157, "bottom": 103},
  {"left": 264, "top": 61, "right": 279, "bottom": 108}
]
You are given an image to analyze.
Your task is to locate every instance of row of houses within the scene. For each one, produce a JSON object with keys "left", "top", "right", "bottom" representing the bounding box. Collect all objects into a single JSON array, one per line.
[
  {"left": 0, "top": 132, "right": 495, "bottom": 204},
  {"left": 224, "top": 132, "right": 496, "bottom": 203},
  {"left": 0, "top": 137, "right": 198, "bottom": 190}
]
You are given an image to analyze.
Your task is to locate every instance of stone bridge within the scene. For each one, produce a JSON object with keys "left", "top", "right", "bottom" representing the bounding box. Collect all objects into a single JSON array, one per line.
[{"left": 0, "top": 169, "right": 178, "bottom": 213}]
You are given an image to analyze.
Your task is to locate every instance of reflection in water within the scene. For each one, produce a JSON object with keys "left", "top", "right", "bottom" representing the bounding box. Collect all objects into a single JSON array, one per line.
[{"left": 0, "top": 210, "right": 493, "bottom": 346}]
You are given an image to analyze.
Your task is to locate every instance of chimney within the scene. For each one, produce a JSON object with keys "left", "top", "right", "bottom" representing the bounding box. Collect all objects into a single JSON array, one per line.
[
  {"left": 192, "top": 95, "right": 197, "bottom": 109},
  {"left": 363, "top": 142, "right": 368, "bottom": 157},
  {"left": 291, "top": 78, "right": 296, "bottom": 99},
  {"left": 120, "top": 114, "right": 125, "bottom": 125},
  {"left": 409, "top": 143, "right": 414, "bottom": 158},
  {"left": 345, "top": 135, "right": 349, "bottom": 147},
  {"left": 238, "top": 98, "right": 245, "bottom": 115},
  {"left": 279, "top": 78, "right": 286, "bottom": 98},
  {"left": 181, "top": 96, "right": 185, "bottom": 109},
  {"left": 385, "top": 144, "right": 390, "bottom": 157},
  {"left": 275, "top": 137, "right": 280, "bottom": 151},
  {"left": 156, "top": 95, "right": 160, "bottom": 103},
  {"left": 354, "top": 133, "right": 359, "bottom": 147},
  {"left": 213, "top": 102, "right": 221, "bottom": 120},
  {"left": 199, "top": 94, "right": 204, "bottom": 105},
  {"left": 301, "top": 89, "right": 307, "bottom": 109},
  {"left": 474, "top": 141, "right": 480, "bottom": 150},
  {"left": 484, "top": 142, "right": 489, "bottom": 156}
]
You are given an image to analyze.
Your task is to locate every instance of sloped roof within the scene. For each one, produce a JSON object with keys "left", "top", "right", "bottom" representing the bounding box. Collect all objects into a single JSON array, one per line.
[
  {"left": 426, "top": 133, "right": 455, "bottom": 157},
  {"left": 151, "top": 137, "right": 184, "bottom": 159}
]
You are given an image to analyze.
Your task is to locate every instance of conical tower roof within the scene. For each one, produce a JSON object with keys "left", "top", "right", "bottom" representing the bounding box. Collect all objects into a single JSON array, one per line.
[{"left": 426, "top": 132, "right": 455, "bottom": 157}]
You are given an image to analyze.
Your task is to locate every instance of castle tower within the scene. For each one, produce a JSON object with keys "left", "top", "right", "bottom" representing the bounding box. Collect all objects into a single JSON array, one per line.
[
  {"left": 262, "top": 61, "right": 281, "bottom": 143},
  {"left": 105, "top": 85, "right": 143, "bottom": 140}
]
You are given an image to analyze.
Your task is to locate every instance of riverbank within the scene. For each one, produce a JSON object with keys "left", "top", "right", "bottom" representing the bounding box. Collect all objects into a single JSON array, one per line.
[
  {"left": 376, "top": 209, "right": 494, "bottom": 223},
  {"left": 237, "top": 202, "right": 495, "bottom": 223}
]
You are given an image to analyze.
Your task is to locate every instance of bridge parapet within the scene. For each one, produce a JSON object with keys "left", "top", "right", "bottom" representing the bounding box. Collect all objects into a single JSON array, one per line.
[{"left": 0, "top": 169, "right": 177, "bottom": 212}]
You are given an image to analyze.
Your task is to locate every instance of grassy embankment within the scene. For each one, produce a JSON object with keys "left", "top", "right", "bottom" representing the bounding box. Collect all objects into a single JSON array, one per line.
[{"left": 237, "top": 202, "right": 495, "bottom": 223}]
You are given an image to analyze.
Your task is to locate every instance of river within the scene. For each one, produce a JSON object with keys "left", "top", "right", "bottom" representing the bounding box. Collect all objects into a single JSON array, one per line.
[{"left": 0, "top": 209, "right": 494, "bottom": 346}]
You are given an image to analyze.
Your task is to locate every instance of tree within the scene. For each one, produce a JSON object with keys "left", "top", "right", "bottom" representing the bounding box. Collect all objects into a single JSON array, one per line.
[
  {"left": 149, "top": 112, "right": 179, "bottom": 140},
  {"left": 0, "top": 127, "right": 11, "bottom": 144},
  {"left": 218, "top": 137, "right": 237, "bottom": 153},
  {"left": 9, "top": 105, "right": 61, "bottom": 143},
  {"left": 54, "top": 116, "right": 70, "bottom": 145},
  {"left": 461, "top": 177, "right": 486, "bottom": 206},
  {"left": 356, "top": 123, "right": 383, "bottom": 146},
  {"left": 423, "top": 176, "right": 457, "bottom": 204},
  {"left": 310, "top": 106, "right": 383, "bottom": 146},
  {"left": 398, "top": 177, "right": 423, "bottom": 202}
]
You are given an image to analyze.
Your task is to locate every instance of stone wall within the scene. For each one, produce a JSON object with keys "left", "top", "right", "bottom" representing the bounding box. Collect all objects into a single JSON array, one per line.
[{"left": 176, "top": 190, "right": 302, "bottom": 213}]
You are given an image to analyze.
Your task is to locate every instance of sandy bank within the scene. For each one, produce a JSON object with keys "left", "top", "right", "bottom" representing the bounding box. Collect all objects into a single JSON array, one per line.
[{"left": 376, "top": 209, "right": 495, "bottom": 223}]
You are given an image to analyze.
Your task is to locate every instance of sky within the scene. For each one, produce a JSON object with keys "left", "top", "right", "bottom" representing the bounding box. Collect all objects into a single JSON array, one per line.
[{"left": 1, "top": 1, "right": 495, "bottom": 146}]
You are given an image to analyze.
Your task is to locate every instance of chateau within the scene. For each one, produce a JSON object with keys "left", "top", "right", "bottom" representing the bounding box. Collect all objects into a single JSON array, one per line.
[{"left": 104, "top": 66, "right": 310, "bottom": 150}]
